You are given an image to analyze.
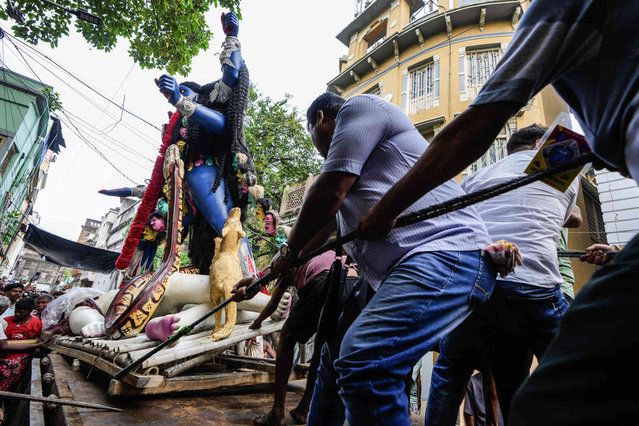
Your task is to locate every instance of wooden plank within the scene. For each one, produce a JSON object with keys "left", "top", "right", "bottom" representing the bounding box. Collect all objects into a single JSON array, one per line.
[
  {"left": 107, "top": 368, "right": 307, "bottom": 396},
  {"left": 49, "top": 347, "right": 165, "bottom": 389},
  {"left": 216, "top": 354, "right": 309, "bottom": 375},
  {"left": 30, "top": 359, "right": 45, "bottom": 426},
  {"left": 135, "top": 320, "right": 285, "bottom": 369}
]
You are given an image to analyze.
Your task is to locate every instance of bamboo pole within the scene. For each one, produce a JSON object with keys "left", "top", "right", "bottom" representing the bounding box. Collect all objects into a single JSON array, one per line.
[{"left": 0, "top": 390, "right": 122, "bottom": 412}]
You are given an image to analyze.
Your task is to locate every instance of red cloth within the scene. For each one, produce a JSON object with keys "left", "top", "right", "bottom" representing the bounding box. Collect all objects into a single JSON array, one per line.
[
  {"left": 3, "top": 316, "right": 42, "bottom": 360},
  {"left": 276, "top": 250, "right": 339, "bottom": 291}
]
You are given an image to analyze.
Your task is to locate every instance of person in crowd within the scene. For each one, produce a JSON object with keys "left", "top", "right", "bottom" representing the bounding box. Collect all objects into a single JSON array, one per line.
[
  {"left": 0, "top": 296, "right": 10, "bottom": 323},
  {"left": 425, "top": 125, "right": 580, "bottom": 424},
  {"left": 358, "top": 2, "right": 639, "bottom": 423},
  {"left": 246, "top": 91, "right": 494, "bottom": 425},
  {"left": 52, "top": 291, "right": 64, "bottom": 299},
  {"left": 235, "top": 250, "right": 359, "bottom": 426},
  {"left": 558, "top": 207, "right": 583, "bottom": 303},
  {"left": 0, "top": 297, "right": 45, "bottom": 422},
  {"left": 463, "top": 371, "right": 504, "bottom": 426},
  {"left": 580, "top": 243, "right": 623, "bottom": 266},
  {"left": 1, "top": 284, "right": 23, "bottom": 320},
  {"left": 35, "top": 294, "right": 54, "bottom": 319}
]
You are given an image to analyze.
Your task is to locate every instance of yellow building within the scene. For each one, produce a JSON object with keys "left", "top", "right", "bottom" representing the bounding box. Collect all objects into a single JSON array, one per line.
[{"left": 326, "top": 0, "right": 601, "bottom": 292}]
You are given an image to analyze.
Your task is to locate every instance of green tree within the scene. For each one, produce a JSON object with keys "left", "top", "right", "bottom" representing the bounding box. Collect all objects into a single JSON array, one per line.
[
  {"left": 245, "top": 86, "right": 323, "bottom": 203},
  {"left": 41, "top": 87, "right": 63, "bottom": 112},
  {"left": 1, "top": 0, "right": 241, "bottom": 75}
]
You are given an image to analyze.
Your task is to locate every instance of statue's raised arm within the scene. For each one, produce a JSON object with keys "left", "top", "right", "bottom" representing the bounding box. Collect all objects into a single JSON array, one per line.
[{"left": 155, "top": 11, "right": 245, "bottom": 135}]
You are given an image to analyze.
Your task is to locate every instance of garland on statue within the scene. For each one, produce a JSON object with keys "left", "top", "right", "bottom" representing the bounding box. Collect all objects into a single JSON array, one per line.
[{"left": 115, "top": 112, "right": 180, "bottom": 270}]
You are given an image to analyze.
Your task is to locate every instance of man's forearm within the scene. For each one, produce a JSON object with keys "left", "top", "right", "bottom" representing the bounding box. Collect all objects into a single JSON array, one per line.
[
  {"left": 300, "top": 221, "right": 336, "bottom": 257},
  {"left": 287, "top": 173, "right": 356, "bottom": 253},
  {"left": 376, "top": 102, "right": 519, "bottom": 219},
  {"left": 255, "top": 287, "right": 286, "bottom": 323}
]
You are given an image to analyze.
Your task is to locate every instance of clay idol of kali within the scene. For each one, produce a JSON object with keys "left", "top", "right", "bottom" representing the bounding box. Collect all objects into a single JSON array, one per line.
[{"left": 99, "top": 12, "right": 271, "bottom": 340}]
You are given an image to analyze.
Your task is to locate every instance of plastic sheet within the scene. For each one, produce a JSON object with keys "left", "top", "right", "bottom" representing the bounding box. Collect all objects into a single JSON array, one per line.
[{"left": 41, "top": 287, "right": 104, "bottom": 331}]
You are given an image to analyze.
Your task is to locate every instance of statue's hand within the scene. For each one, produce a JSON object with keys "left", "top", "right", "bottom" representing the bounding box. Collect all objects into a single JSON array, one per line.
[
  {"left": 155, "top": 74, "right": 181, "bottom": 105},
  {"left": 81, "top": 322, "right": 106, "bottom": 338},
  {"left": 221, "top": 12, "right": 239, "bottom": 37}
]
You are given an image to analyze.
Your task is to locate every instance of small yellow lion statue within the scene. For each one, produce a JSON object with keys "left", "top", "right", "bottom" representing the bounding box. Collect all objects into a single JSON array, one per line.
[{"left": 209, "top": 207, "right": 246, "bottom": 341}]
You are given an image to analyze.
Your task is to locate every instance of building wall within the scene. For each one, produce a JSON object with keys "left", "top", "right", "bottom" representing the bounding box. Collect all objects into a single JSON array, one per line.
[
  {"left": 595, "top": 171, "right": 639, "bottom": 245},
  {"left": 329, "top": 0, "right": 601, "bottom": 290},
  {"left": 0, "top": 68, "right": 53, "bottom": 275},
  {"left": 11, "top": 249, "right": 61, "bottom": 286}
]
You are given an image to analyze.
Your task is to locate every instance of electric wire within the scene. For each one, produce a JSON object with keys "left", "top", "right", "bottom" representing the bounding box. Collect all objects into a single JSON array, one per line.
[
  {"left": 6, "top": 42, "right": 160, "bottom": 150},
  {"left": 4, "top": 30, "right": 162, "bottom": 132},
  {"left": 1, "top": 42, "right": 148, "bottom": 181},
  {"left": 3, "top": 41, "right": 156, "bottom": 168}
]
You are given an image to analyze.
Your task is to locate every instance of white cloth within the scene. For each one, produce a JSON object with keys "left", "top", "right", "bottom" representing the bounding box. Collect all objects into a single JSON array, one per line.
[
  {"left": 0, "top": 321, "right": 5, "bottom": 338},
  {"left": 1, "top": 304, "right": 15, "bottom": 320},
  {"left": 462, "top": 150, "right": 579, "bottom": 288},
  {"left": 245, "top": 335, "right": 264, "bottom": 358}
]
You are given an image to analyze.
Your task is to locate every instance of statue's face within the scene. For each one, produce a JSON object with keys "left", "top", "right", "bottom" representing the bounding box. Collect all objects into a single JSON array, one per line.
[
  {"left": 255, "top": 205, "right": 265, "bottom": 220},
  {"left": 150, "top": 216, "right": 165, "bottom": 232},
  {"left": 179, "top": 85, "right": 196, "bottom": 100},
  {"left": 142, "top": 225, "right": 157, "bottom": 241},
  {"left": 264, "top": 214, "right": 276, "bottom": 234},
  {"left": 241, "top": 182, "right": 249, "bottom": 193},
  {"left": 275, "top": 227, "right": 287, "bottom": 246}
]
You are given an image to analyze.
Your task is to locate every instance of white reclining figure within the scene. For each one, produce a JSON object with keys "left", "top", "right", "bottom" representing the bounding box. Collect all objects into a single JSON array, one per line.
[{"left": 68, "top": 272, "right": 289, "bottom": 341}]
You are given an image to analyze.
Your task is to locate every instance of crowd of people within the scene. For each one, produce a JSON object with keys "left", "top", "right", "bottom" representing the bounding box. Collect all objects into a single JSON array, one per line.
[
  {"left": 1, "top": 2, "right": 637, "bottom": 425},
  {"left": 232, "top": 2, "right": 638, "bottom": 425},
  {"left": 0, "top": 277, "right": 66, "bottom": 423}
]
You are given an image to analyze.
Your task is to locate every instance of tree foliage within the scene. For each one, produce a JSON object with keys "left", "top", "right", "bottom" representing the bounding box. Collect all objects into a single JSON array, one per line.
[
  {"left": 245, "top": 86, "right": 323, "bottom": 204},
  {"left": 1, "top": 0, "right": 242, "bottom": 75}
]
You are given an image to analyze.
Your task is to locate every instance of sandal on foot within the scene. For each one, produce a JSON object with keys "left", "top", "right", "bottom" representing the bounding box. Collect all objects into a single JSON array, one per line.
[{"left": 253, "top": 411, "right": 285, "bottom": 426}]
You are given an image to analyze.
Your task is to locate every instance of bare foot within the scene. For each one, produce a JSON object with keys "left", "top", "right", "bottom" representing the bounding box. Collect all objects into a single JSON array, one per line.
[
  {"left": 271, "top": 292, "right": 292, "bottom": 321},
  {"left": 253, "top": 410, "right": 285, "bottom": 426},
  {"left": 289, "top": 407, "right": 307, "bottom": 424},
  {"left": 146, "top": 315, "right": 180, "bottom": 341}
]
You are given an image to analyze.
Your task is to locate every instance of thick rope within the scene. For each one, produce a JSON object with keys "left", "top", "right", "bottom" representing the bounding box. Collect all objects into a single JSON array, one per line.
[{"left": 114, "top": 153, "right": 594, "bottom": 379}]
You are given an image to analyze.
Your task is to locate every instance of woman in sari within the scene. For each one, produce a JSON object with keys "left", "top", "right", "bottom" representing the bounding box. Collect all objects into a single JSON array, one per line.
[{"left": 0, "top": 298, "right": 45, "bottom": 423}]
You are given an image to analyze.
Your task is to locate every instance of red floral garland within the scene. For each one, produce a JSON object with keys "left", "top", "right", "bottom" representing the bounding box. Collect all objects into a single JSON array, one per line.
[{"left": 115, "top": 111, "right": 180, "bottom": 270}]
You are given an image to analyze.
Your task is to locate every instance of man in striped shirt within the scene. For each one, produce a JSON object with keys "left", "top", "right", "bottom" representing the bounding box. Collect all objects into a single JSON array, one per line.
[
  {"left": 359, "top": 1, "right": 639, "bottom": 423},
  {"left": 269, "top": 92, "right": 495, "bottom": 425}
]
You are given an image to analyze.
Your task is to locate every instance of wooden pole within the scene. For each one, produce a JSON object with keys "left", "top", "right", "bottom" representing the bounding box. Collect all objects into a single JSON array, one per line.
[{"left": 0, "top": 390, "right": 123, "bottom": 412}]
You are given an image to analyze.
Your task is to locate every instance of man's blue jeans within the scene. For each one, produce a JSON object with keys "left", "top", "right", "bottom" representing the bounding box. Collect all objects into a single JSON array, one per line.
[
  {"left": 425, "top": 281, "right": 569, "bottom": 426},
  {"left": 334, "top": 250, "right": 495, "bottom": 426}
]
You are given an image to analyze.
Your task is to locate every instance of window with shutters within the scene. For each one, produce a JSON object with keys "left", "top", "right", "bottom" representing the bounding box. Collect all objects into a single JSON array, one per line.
[
  {"left": 409, "top": 58, "right": 440, "bottom": 113},
  {"left": 462, "top": 121, "right": 514, "bottom": 179},
  {"left": 460, "top": 47, "right": 503, "bottom": 100},
  {"left": 365, "top": 83, "right": 382, "bottom": 97},
  {"left": 410, "top": 0, "right": 439, "bottom": 22},
  {"left": 0, "top": 144, "right": 18, "bottom": 177},
  {"left": 583, "top": 186, "right": 607, "bottom": 243}
]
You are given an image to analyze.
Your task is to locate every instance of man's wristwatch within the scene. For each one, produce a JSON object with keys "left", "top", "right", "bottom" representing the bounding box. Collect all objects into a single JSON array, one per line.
[{"left": 279, "top": 242, "right": 297, "bottom": 259}]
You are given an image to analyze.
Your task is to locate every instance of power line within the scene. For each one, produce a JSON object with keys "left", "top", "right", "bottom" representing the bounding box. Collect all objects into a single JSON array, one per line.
[
  {"left": 4, "top": 30, "right": 162, "bottom": 132},
  {"left": 3, "top": 40, "right": 160, "bottom": 166},
  {"left": 57, "top": 111, "right": 140, "bottom": 184},
  {"left": 6, "top": 43, "right": 160, "bottom": 149},
  {"left": 1, "top": 47, "right": 142, "bottom": 184}
]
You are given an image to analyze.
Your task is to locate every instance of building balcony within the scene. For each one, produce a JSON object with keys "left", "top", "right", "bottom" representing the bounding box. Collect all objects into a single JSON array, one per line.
[{"left": 329, "top": 1, "right": 521, "bottom": 95}]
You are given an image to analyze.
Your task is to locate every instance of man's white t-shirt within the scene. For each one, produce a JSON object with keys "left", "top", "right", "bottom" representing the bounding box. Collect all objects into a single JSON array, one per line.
[{"left": 462, "top": 150, "right": 579, "bottom": 288}]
